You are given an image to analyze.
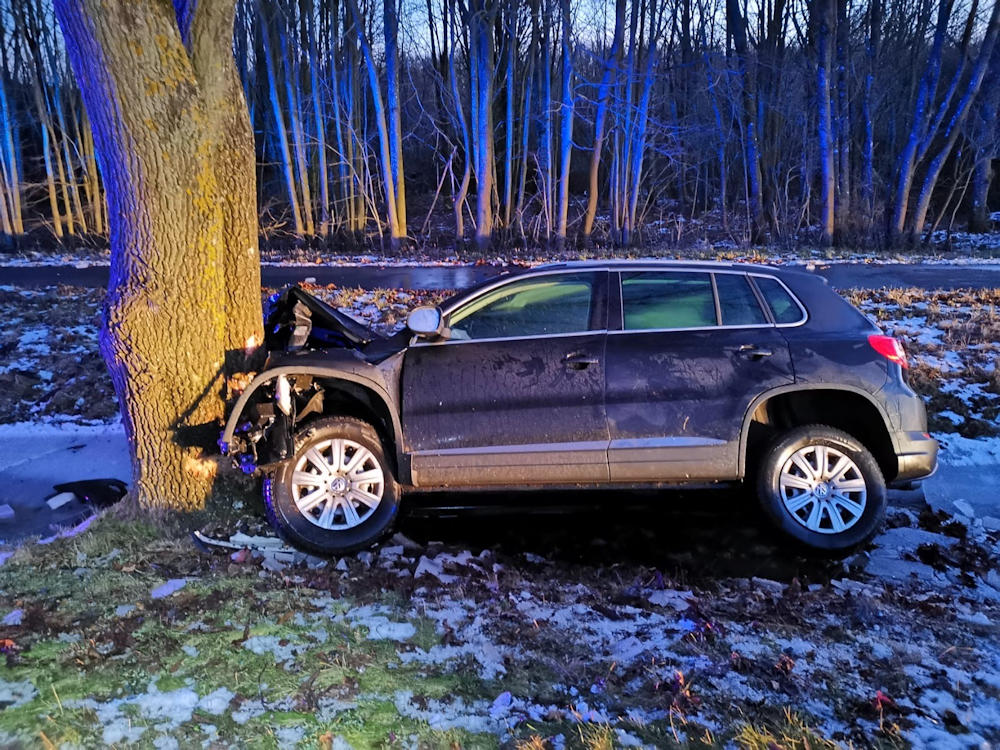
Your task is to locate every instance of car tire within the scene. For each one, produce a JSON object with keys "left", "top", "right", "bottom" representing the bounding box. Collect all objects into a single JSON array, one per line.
[
  {"left": 265, "top": 416, "right": 400, "bottom": 556},
  {"left": 756, "top": 424, "right": 886, "bottom": 556}
]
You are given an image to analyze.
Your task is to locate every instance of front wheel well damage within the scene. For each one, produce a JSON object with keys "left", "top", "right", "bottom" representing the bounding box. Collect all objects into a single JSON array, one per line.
[
  {"left": 745, "top": 389, "right": 897, "bottom": 483},
  {"left": 230, "top": 374, "right": 399, "bottom": 477},
  {"left": 305, "top": 379, "right": 398, "bottom": 470}
]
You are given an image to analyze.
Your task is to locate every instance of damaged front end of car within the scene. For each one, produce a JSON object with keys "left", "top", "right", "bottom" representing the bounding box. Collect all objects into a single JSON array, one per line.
[{"left": 219, "top": 285, "right": 402, "bottom": 476}]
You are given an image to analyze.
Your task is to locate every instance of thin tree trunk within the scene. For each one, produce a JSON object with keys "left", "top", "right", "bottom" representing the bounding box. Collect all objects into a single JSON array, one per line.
[
  {"left": 346, "top": 0, "right": 404, "bottom": 249},
  {"left": 385, "top": 0, "right": 407, "bottom": 236},
  {"left": 554, "top": 0, "right": 573, "bottom": 247},
  {"left": 910, "top": 0, "right": 1000, "bottom": 239},
  {"left": 582, "top": 0, "right": 625, "bottom": 241},
  {"left": 258, "top": 4, "right": 304, "bottom": 235},
  {"left": 814, "top": 0, "right": 836, "bottom": 246},
  {"left": 888, "top": 0, "right": 954, "bottom": 242},
  {"left": 727, "top": 0, "right": 765, "bottom": 240}
]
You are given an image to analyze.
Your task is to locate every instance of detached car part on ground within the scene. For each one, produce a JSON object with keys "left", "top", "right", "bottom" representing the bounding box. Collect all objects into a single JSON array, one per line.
[{"left": 222, "top": 263, "right": 938, "bottom": 557}]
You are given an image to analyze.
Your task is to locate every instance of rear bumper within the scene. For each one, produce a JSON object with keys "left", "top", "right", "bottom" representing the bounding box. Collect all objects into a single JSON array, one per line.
[{"left": 892, "top": 430, "right": 939, "bottom": 484}]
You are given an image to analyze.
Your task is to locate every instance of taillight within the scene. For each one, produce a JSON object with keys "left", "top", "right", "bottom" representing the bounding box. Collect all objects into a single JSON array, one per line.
[{"left": 868, "top": 334, "right": 908, "bottom": 369}]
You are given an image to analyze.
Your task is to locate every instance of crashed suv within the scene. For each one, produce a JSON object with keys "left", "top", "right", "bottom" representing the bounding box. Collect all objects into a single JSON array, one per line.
[{"left": 222, "top": 261, "right": 938, "bottom": 557}]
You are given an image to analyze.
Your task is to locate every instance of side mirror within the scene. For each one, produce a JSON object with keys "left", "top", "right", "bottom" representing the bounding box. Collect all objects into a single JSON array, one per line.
[{"left": 406, "top": 306, "right": 448, "bottom": 339}]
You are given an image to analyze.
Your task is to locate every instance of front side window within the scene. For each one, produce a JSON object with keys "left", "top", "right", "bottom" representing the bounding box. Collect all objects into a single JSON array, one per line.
[
  {"left": 621, "top": 272, "right": 716, "bottom": 330},
  {"left": 715, "top": 273, "right": 768, "bottom": 326},
  {"left": 448, "top": 273, "right": 596, "bottom": 340}
]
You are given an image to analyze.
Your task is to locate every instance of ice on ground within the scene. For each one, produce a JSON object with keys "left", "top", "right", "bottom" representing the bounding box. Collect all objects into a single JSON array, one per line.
[
  {"left": 393, "top": 690, "right": 498, "bottom": 733},
  {"left": 0, "top": 679, "right": 37, "bottom": 708},
  {"left": 197, "top": 687, "right": 235, "bottom": 714},
  {"left": 935, "top": 432, "right": 1000, "bottom": 465},
  {"left": 242, "top": 635, "right": 302, "bottom": 664}
]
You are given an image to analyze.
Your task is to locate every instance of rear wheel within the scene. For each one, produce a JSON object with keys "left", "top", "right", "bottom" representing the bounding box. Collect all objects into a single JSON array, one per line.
[
  {"left": 266, "top": 417, "right": 400, "bottom": 555},
  {"left": 756, "top": 425, "right": 886, "bottom": 555}
]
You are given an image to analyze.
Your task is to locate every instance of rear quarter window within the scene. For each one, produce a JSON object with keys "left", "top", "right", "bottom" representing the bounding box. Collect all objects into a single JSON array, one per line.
[{"left": 755, "top": 276, "right": 804, "bottom": 324}]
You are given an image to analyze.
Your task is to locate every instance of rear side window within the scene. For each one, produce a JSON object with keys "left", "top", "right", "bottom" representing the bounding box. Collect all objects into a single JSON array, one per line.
[
  {"left": 714, "top": 273, "right": 768, "bottom": 326},
  {"left": 622, "top": 272, "right": 716, "bottom": 330},
  {"left": 755, "top": 276, "right": 804, "bottom": 324}
]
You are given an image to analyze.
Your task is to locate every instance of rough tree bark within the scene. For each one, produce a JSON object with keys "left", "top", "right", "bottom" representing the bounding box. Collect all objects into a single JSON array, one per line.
[
  {"left": 177, "top": 0, "right": 264, "bottom": 363},
  {"left": 54, "top": 0, "right": 262, "bottom": 510}
]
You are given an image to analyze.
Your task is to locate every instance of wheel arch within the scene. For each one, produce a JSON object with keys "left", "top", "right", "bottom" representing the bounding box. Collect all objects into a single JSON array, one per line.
[
  {"left": 739, "top": 384, "right": 899, "bottom": 483},
  {"left": 222, "top": 365, "right": 407, "bottom": 481}
]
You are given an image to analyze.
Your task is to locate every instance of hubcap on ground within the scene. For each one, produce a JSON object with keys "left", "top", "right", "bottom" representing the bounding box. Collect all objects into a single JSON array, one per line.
[
  {"left": 290, "top": 438, "right": 384, "bottom": 530},
  {"left": 778, "top": 444, "right": 867, "bottom": 534}
]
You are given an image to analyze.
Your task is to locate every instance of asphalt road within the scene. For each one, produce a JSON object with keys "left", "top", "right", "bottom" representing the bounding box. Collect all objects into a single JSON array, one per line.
[{"left": 4, "top": 260, "right": 1000, "bottom": 291}]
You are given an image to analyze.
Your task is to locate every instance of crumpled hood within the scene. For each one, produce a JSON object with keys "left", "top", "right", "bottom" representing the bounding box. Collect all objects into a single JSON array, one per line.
[{"left": 263, "top": 285, "right": 382, "bottom": 351}]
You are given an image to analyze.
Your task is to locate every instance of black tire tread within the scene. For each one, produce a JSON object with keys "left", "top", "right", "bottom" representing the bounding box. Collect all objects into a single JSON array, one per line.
[{"left": 756, "top": 423, "right": 886, "bottom": 557}]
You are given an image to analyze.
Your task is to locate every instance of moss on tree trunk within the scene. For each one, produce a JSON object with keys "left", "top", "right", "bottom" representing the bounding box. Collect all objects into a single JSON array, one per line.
[{"left": 54, "top": 0, "right": 261, "bottom": 511}]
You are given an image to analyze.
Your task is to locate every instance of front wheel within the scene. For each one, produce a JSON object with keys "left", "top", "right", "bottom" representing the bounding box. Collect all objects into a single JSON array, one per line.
[
  {"left": 266, "top": 417, "right": 400, "bottom": 556},
  {"left": 756, "top": 425, "right": 886, "bottom": 556}
]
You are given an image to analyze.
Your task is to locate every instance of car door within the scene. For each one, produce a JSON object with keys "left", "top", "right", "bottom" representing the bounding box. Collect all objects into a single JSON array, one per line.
[
  {"left": 402, "top": 271, "right": 610, "bottom": 487},
  {"left": 605, "top": 270, "right": 795, "bottom": 482}
]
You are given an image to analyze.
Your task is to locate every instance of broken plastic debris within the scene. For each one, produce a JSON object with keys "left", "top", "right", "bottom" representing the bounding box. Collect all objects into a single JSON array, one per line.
[
  {"left": 151, "top": 579, "right": 187, "bottom": 599},
  {"left": 51, "top": 478, "right": 127, "bottom": 509},
  {"left": 2, "top": 609, "right": 23, "bottom": 626},
  {"left": 38, "top": 515, "right": 97, "bottom": 545},
  {"left": 45, "top": 492, "right": 76, "bottom": 510}
]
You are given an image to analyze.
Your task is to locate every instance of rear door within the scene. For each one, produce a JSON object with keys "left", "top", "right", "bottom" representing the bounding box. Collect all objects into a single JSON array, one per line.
[
  {"left": 402, "top": 271, "right": 609, "bottom": 486},
  {"left": 605, "top": 270, "right": 795, "bottom": 481}
]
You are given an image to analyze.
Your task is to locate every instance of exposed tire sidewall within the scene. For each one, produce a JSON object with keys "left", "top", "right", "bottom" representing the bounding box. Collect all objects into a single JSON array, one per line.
[
  {"left": 757, "top": 426, "right": 886, "bottom": 553},
  {"left": 268, "top": 418, "right": 399, "bottom": 556}
]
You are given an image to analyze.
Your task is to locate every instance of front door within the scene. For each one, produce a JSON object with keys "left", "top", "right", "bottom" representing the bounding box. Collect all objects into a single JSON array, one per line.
[
  {"left": 605, "top": 270, "right": 795, "bottom": 481},
  {"left": 402, "top": 271, "right": 610, "bottom": 486}
]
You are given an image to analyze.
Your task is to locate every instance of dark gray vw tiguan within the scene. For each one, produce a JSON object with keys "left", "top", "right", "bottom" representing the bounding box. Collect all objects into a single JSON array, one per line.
[{"left": 222, "top": 261, "right": 938, "bottom": 557}]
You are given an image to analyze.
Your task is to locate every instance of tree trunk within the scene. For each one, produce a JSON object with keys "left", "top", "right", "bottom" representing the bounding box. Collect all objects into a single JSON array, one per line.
[
  {"left": 385, "top": 0, "right": 407, "bottom": 236},
  {"left": 888, "top": 0, "right": 954, "bottom": 242},
  {"left": 970, "top": 156, "right": 994, "bottom": 233},
  {"left": 727, "top": 0, "right": 765, "bottom": 241},
  {"left": 54, "top": 0, "right": 260, "bottom": 510},
  {"left": 581, "top": 0, "right": 625, "bottom": 242},
  {"left": 179, "top": 0, "right": 264, "bottom": 367},
  {"left": 814, "top": 0, "right": 836, "bottom": 247},
  {"left": 554, "top": 0, "right": 573, "bottom": 248},
  {"left": 910, "top": 0, "right": 1000, "bottom": 239}
]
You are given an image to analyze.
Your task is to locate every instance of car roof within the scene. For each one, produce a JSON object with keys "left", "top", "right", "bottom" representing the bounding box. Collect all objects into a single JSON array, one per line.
[
  {"left": 532, "top": 259, "right": 823, "bottom": 282},
  {"left": 439, "top": 258, "right": 824, "bottom": 309}
]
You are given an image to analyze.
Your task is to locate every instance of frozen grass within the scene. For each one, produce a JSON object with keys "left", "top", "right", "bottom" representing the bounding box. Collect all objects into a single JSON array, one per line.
[{"left": 1, "top": 484, "right": 999, "bottom": 747}]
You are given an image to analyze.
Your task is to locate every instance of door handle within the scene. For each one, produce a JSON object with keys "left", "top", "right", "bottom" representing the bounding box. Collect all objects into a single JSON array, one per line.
[
  {"left": 564, "top": 353, "right": 599, "bottom": 370},
  {"left": 727, "top": 344, "right": 773, "bottom": 359}
]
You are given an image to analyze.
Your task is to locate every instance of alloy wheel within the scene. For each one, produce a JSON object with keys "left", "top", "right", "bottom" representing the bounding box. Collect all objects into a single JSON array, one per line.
[
  {"left": 777, "top": 444, "right": 867, "bottom": 534},
  {"left": 290, "top": 438, "right": 384, "bottom": 530}
]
